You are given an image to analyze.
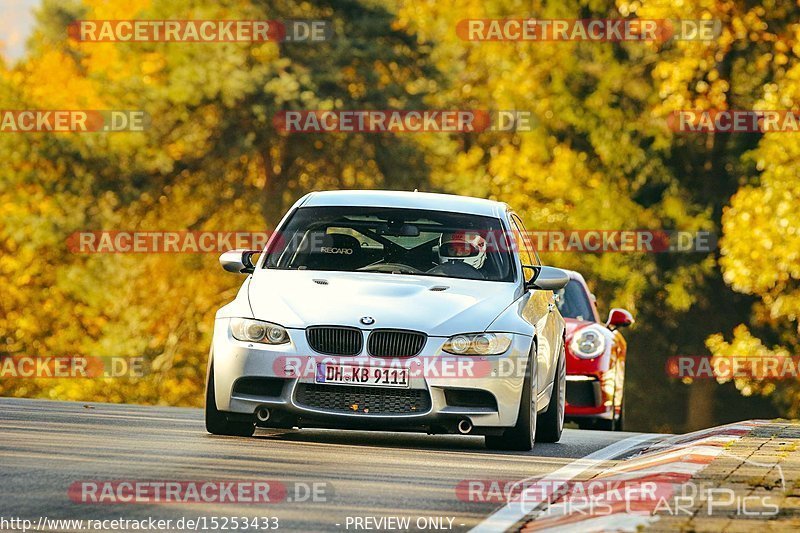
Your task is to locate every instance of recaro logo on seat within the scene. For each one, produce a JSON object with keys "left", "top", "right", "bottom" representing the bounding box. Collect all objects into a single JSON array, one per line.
[{"left": 320, "top": 247, "right": 353, "bottom": 255}]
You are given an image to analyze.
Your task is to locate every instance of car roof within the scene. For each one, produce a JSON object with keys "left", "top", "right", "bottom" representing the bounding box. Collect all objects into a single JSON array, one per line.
[
  {"left": 298, "top": 190, "right": 508, "bottom": 218},
  {"left": 561, "top": 268, "right": 587, "bottom": 283}
]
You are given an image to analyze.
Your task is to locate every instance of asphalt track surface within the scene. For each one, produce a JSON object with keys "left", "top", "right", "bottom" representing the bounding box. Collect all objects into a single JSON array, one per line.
[{"left": 0, "top": 398, "right": 666, "bottom": 532}]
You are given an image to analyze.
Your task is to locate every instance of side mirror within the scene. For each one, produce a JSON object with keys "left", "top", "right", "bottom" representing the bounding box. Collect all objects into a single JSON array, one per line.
[
  {"left": 220, "top": 249, "right": 259, "bottom": 274},
  {"left": 606, "top": 308, "right": 634, "bottom": 330},
  {"left": 523, "top": 265, "right": 570, "bottom": 291}
]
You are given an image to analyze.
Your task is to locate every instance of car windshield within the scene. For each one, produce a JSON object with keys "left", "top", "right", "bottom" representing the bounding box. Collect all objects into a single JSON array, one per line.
[
  {"left": 555, "top": 280, "right": 595, "bottom": 321},
  {"left": 263, "top": 206, "right": 515, "bottom": 282}
]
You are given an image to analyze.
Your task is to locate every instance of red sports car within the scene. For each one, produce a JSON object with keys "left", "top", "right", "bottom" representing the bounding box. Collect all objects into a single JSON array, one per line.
[{"left": 555, "top": 270, "right": 633, "bottom": 431}]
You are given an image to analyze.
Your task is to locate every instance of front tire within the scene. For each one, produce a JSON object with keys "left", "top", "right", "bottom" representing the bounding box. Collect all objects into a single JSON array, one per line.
[
  {"left": 485, "top": 345, "right": 537, "bottom": 451},
  {"left": 536, "top": 342, "right": 565, "bottom": 443},
  {"left": 596, "top": 404, "right": 624, "bottom": 431},
  {"left": 205, "top": 362, "right": 255, "bottom": 437}
]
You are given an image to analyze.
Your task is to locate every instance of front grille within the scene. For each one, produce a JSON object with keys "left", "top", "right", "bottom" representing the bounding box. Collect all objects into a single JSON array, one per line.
[
  {"left": 307, "top": 326, "right": 363, "bottom": 355},
  {"left": 232, "top": 377, "right": 286, "bottom": 397},
  {"left": 367, "top": 329, "right": 426, "bottom": 357},
  {"left": 295, "top": 384, "right": 431, "bottom": 415},
  {"left": 444, "top": 389, "right": 498, "bottom": 410}
]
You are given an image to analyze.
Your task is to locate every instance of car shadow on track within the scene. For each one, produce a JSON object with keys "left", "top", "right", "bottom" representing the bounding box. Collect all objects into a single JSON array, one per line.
[
  {"left": 254, "top": 428, "right": 486, "bottom": 450},
  {"left": 249, "top": 427, "right": 580, "bottom": 456}
]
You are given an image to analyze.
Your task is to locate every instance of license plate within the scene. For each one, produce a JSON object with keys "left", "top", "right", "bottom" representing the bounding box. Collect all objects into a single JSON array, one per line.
[{"left": 315, "top": 363, "right": 410, "bottom": 388}]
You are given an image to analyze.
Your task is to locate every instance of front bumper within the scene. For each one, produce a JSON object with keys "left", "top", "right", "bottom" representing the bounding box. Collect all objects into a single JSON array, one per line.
[
  {"left": 565, "top": 374, "right": 614, "bottom": 419},
  {"left": 564, "top": 344, "right": 619, "bottom": 420},
  {"left": 210, "top": 319, "right": 532, "bottom": 432}
]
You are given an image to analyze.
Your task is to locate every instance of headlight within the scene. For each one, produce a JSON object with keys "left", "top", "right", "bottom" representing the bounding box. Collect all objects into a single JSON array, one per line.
[
  {"left": 230, "top": 318, "right": 290, "bottom": 345},
  {"left": 442, "top": 333, "right": 513, "bottom": 355},
  {"left": 570, "top": 326, "right": 606, "bottom": 359}
]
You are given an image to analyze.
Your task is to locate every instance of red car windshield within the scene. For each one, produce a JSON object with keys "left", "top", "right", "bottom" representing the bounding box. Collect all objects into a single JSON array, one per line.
[{"left": 556, "top": 280, "right": 595, "bottom": 321}]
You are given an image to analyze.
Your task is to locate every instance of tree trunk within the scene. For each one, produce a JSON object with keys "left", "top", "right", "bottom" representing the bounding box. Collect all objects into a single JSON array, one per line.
[{"left": 685, "top": 379, "right": 715, "bottom": 431}]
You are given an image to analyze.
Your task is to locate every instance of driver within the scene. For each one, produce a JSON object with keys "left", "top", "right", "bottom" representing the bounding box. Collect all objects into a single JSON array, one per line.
[{"left": 438, "top": 231, "right": 487, "bottom": 269}]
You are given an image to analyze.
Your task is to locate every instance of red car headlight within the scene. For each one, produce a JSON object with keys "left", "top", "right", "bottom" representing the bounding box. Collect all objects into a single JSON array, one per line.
[{"left": 569, "top": 326, "right": 606, "bottom": 359}]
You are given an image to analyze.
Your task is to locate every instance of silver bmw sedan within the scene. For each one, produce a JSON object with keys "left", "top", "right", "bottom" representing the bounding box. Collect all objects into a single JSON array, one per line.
[{"left": 205, "top": 190, "right": 568, "bottom": 450}]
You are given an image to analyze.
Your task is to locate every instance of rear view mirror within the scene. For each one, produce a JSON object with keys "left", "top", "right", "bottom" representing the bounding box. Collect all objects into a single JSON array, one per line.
[
  {"left": 523, "top": 265, "right": 570, "bottom": 291},
  {"left": 220, "top": 249, "right": 259, "bottom": 274},
  {"left": 606, "top": 308, "right": 634, "bottom": 330},
  {"left": 378, "top": 223, "right": 420, "bottom": 237}
]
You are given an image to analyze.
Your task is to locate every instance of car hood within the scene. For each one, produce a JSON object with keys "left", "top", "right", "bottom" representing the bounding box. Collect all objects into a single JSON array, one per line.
[
  {"left": 247, "top": 269, "right": 520, "bottom": 337},
  {"left": 565, "top": 317, "right": 595, "bottom": 339}
]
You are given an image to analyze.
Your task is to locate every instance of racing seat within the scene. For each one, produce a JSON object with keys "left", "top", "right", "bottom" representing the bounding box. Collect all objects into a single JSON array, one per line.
[
  {"left": 302, "top": 232, "right": 365, "bottom": 271},
  {"left": 326, "top": 233, "right": 366, "bottom": 270}
]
